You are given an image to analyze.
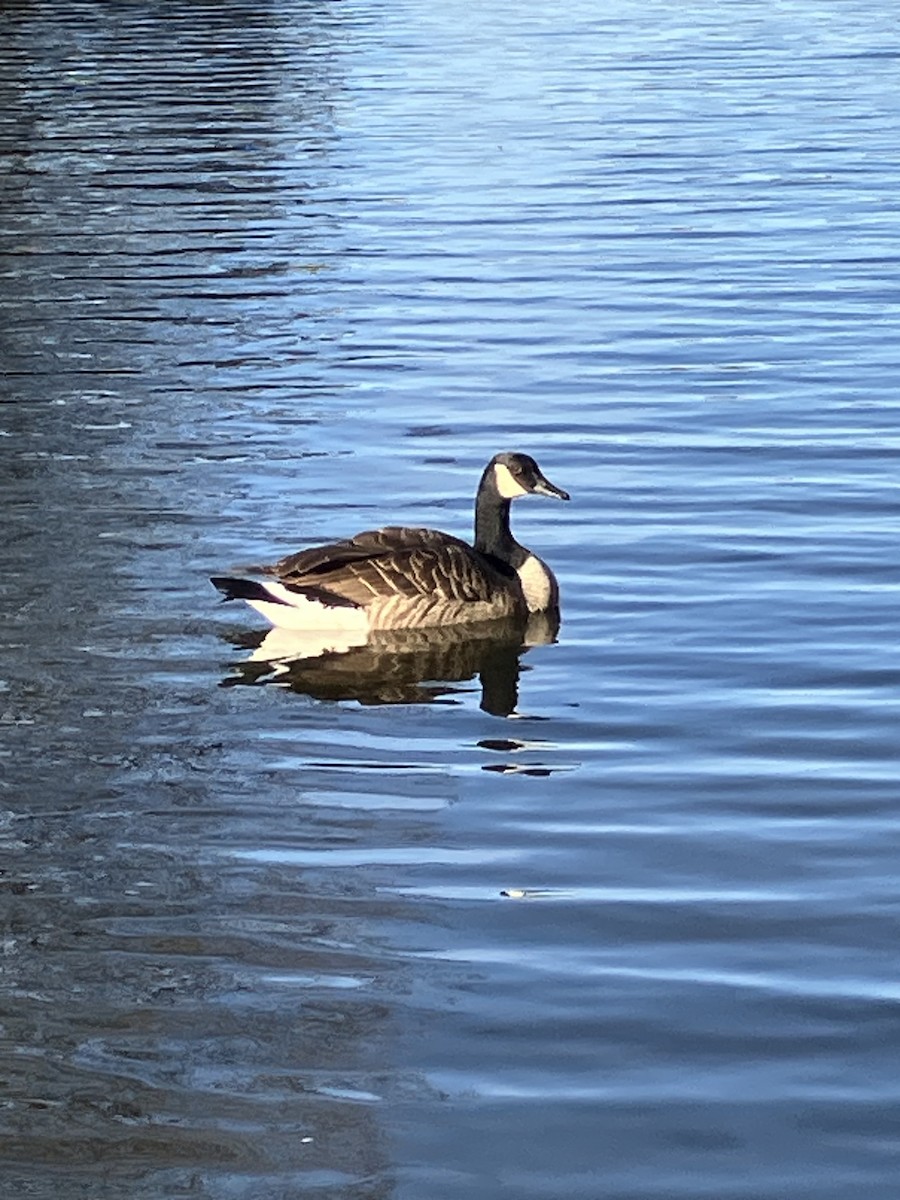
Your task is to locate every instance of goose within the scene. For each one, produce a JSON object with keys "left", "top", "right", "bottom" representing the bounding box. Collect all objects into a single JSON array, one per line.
[{"left": 210, "top": 452, "right": 569, "bottom": 633}]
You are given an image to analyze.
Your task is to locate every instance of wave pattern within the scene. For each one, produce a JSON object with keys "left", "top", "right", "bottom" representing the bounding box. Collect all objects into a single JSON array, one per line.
[{"left": 2, "top": 1, "right": 899, "bottom": 1197}]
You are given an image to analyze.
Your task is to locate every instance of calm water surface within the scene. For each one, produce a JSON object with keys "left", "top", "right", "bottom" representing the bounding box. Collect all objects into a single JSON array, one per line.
[{"left": 2, "top": 1, "right": 900, "bottom": 1197}]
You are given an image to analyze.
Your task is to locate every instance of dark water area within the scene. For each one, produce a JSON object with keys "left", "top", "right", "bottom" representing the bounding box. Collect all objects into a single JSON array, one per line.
[{"left": 2, "top": 1, "right": 900, "bottom": 1197}]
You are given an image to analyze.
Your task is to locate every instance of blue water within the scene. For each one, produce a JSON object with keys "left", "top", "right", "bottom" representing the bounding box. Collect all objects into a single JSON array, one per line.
[{"left": 2, "top": 1, "right": 899, "bottom": 1196}]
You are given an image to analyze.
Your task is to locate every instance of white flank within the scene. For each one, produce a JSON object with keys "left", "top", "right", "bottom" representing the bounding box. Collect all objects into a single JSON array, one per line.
[{"left": 242, "top": 581, "right": 369, "bottom": 633}]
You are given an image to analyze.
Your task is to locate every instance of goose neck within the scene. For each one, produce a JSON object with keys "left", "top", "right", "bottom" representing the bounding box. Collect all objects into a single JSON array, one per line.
[{"left": 474, "top": 484, "right": 521, "bottom": 565}]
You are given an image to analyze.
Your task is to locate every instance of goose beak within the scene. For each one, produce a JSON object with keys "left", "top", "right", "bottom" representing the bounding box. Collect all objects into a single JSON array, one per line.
[{"left": 531, "top": 475, "right": 570, "bottom": 501}]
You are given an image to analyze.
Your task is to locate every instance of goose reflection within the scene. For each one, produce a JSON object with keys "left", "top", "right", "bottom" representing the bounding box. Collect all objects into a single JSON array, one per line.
[{"left": 218, "top": 611, "right": 559, "bottom": 716}]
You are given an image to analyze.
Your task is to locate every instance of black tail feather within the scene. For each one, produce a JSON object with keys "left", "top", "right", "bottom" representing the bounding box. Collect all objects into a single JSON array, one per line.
[
  {"left": 210, "top": 576, "right": 360, "bottom": 611},
  {"left": 210, "top": 576, "right": 291, "bottom": 606}
]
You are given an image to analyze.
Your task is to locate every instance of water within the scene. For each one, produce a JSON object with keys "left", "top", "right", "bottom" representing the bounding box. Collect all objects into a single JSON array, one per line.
[{"left": 2, "top": 1, "right": 899, "bottom": 1196}]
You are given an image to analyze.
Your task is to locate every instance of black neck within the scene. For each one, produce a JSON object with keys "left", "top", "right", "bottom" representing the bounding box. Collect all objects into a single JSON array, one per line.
[{"left": 473, "top": 468, "right": 526, "bottom": 567}]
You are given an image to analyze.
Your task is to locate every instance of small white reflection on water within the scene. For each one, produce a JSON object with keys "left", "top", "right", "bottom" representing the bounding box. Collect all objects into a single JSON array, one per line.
[
  {"left": 262, "top": 972, "right": 373, "bottom": 990},
  {"left": 226, "top": 845, "right": 522, "bottom": 867},
  {"left": 387, "top": 884, "right": 814, "bottom": 904}
]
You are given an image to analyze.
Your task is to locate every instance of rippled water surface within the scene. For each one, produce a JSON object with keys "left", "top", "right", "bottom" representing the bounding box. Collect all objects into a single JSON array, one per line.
[{"left": 3, "top": 1, "right": 900, "bottom": 1197}]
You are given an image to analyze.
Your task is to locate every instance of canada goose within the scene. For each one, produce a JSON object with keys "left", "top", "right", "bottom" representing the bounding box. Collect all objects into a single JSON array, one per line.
[{"left": 210, "top": 452, "right": 569, "bottom": 632}]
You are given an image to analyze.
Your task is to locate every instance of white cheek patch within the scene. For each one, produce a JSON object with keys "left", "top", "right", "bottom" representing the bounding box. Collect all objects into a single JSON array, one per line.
[{"left": 494, "top": 462, "right": 529, "bottom": 499}]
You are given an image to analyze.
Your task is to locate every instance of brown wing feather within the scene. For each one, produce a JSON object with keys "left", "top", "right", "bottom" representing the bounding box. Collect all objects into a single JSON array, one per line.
[
  {"left": 269, "top": 526, "right": 468, "bottom": 578},
  {"left": 274, "top": 530, "right": 517, "bottom": 611}
]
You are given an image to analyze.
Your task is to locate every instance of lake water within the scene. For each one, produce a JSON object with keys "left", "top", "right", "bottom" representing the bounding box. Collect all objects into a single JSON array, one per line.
[{"left": 2, "top": 1, "right": 899, "bottom": 1196}]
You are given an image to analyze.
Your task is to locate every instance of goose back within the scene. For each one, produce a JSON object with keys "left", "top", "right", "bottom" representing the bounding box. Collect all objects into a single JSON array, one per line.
[{"left": 271, "top": 526, "right": 524, "bottom": 630}]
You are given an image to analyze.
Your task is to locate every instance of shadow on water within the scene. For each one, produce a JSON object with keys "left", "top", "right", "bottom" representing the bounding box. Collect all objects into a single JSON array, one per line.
[{"left": 218, "top": 611, "right": 561, "bottom": 716}]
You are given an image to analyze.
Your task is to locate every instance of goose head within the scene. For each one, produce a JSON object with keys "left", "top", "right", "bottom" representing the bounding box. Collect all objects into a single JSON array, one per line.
[{"left": 486, "top": 452, "right": 570, "bottom": 502}]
